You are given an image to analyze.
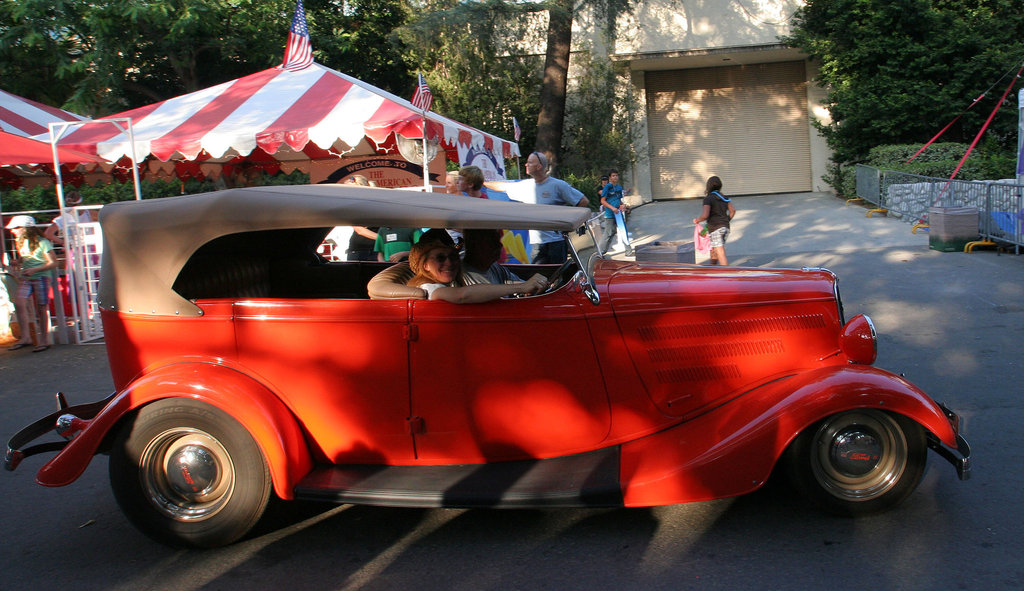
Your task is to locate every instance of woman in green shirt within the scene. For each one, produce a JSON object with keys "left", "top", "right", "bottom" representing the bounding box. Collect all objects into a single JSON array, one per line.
[{"left": 5, "top": 215, "right": 57, "bottom": 352}]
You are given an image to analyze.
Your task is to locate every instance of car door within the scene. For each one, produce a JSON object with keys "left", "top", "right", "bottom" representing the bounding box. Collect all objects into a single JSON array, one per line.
[
  {"left": 408, "top": 288, "right": 611, "bottom": 463},
  {"left": 234, "top": 299, "right": 415, "bottom": 463}
]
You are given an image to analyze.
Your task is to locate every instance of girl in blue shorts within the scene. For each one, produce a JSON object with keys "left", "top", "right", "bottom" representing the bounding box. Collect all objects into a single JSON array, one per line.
[
  {"left": 693, "top": 176, "right": 737, "bottom": 265},
  {"left": 5, "top": 215, "right": 57, "bottom": 352}
]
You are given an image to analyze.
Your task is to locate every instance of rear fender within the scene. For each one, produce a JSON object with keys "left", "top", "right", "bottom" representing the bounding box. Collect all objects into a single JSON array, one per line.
[
  {"left": 36, "top": 363, "right": 313, "bottom": 500},
  {"left": 620, "top": 365, "right": 957, "bottom": 507}
]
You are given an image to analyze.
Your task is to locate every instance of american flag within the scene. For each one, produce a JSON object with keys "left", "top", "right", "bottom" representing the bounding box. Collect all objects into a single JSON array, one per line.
[
  {"left": 411, "top": 73, "right": 432, "bottom": 112},
  {"left": 282, "top": 0, "right": 313, "bottom": 71},
  {"left": 512, "top": 116, "right": 521, "bottom": 141}
]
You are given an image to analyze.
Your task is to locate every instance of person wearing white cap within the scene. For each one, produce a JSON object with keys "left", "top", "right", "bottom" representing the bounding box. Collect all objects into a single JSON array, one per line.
[{"left": 4, "top": 215, "right": 57, "bottom": 352}]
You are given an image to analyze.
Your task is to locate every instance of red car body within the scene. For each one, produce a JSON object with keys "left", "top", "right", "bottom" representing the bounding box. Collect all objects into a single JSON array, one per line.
[{"left": 5, "top": 185, "right": 969, "bottom": 547}]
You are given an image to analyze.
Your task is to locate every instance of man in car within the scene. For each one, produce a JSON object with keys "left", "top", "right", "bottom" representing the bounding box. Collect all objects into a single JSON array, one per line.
[{"left": 461, "top": 229, "right": 524, "bottom": 286}]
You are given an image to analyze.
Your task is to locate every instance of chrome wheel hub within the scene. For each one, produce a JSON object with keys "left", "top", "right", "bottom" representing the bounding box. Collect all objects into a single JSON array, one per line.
[
  {"left": 166, "top": 444, "right": 221, "bottom": 502},
  {"left": 812, "top": 411, "right": 907, "bottom": 501},
  {"left": 140, "top": 428, "right": 235, "bottom": 521},
  {"left": 829, "top": 428, "right": 883, "bottom": 476}
]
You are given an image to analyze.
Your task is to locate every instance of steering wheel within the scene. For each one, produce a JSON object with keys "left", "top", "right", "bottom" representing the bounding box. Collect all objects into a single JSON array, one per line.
[{"left": 544, "top": 258, "right": 578, "bottom": 293}]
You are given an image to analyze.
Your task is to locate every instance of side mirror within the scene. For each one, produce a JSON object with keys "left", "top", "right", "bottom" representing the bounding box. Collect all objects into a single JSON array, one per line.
[{"left": 580, "top": 274, "right": 600, "bottom": 305}]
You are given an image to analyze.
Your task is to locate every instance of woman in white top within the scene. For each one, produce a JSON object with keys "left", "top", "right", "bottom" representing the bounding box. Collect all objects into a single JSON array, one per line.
[{"left": 406, "top": 237, "right": 547, "bottom": 303}]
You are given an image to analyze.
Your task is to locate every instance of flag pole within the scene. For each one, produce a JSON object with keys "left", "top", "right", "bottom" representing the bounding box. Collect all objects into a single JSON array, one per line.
[{"left": 410, "top": 72, "right": 433, "bottom": 191}]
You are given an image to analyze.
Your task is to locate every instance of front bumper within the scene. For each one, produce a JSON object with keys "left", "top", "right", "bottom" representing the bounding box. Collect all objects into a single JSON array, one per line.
[
  {"left": 927, "top": 403, "right": 971, "bottom": 480},
  {"left": 4, "top": 392, "right": 114, "bottom": 472}
]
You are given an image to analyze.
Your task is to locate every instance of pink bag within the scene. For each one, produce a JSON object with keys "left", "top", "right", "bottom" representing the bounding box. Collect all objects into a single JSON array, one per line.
[{"left": 694, "top": 224, "right": 711, "bottom": 254}]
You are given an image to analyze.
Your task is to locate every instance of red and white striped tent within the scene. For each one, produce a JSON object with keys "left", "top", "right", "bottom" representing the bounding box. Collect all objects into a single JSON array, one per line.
[
  {"left": 0, "top": 131, "right": 102, "bottom": 166},
  {"left": 52, "top": 62, "right": 519, "bottom": 169},
  {"left": 0, "top": 88, "right": 90, "bottom": 139},
  {"left": 0, "top": 89, "right": 100, "bottom": 187}
]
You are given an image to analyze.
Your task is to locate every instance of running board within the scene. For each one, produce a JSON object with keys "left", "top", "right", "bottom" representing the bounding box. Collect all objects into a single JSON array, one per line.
[{"left": 293, "top": 447, "right": 623, "bottom": 508}]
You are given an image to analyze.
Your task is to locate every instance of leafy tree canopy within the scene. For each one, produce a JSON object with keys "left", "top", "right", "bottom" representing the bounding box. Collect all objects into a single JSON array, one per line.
[
  {"left": 784, "top": 0, "right": 1024, "bottom": 164},
  {"left": 395, "top": 0, "right": 546, "bottom": 151},
  {"left": 398, "top": 0, "right": 636, "bottom": 176},
  {"left": 0, "top": 0, "right": 413, "bottom": 116}
]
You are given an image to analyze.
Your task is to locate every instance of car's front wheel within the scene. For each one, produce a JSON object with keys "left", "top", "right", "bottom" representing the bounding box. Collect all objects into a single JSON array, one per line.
[
  {"left": 786, "top": 409, "right": 927, "bottom": 516},
  {"left": 109, "top": 399, "right": 271, "bottom": 547}
]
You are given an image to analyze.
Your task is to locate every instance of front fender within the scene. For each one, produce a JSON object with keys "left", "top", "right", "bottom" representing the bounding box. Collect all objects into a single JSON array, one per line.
[
  {"left": 36, "top": 362, "right": 313, "bottom": 500},
  {"left": 620, "top": 364, "right": 959, "bottom": 507}
]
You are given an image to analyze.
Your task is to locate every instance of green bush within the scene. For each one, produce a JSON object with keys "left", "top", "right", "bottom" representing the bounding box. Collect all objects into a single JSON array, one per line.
[
  {"left": 865, "top": 143, "right": 966, "bottom": 166},
  {"left": 1, "top": 170, "right": 312, "bottom": 214},
  {"left": 823, "top": 161, "right": 856, "bottom": 199},
  {"left": 0, "top": 185, "right": 56, "bottom": 213},
  {"left": 256, "top": 170, "right": 311, "bottom": 186},
  {"left": 562, "top": 172, "right": 603, "bottom": 212},
  {"left": 864, "top": 142, "right": 1015, "bottom": 180},
  {"left": 824, "top": 141, "right": 1018, "bottom": 197}
]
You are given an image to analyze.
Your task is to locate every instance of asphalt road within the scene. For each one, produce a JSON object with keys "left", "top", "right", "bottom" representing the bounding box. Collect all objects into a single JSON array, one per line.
[{"left": 1, "top": 195, "right": 1022, "bottom": 590}]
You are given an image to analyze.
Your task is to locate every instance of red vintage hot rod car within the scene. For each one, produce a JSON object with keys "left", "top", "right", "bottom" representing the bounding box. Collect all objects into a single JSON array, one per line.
[{"left": 5, "top": 184, "right": 969, "bottom": 547}]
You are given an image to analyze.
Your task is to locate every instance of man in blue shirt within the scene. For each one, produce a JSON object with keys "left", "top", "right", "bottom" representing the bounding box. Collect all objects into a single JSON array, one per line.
[{"left": 524, "top": 151, "right": 590, "bottom": 263}]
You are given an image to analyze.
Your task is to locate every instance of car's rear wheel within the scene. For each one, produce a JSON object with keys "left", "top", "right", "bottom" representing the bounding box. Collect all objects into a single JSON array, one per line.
[
  {"left": 109, "top": 399, "right": 271, "bottom": 547},
  {"left": 786, "top": 409, "right": 926, "bottom": 516}
]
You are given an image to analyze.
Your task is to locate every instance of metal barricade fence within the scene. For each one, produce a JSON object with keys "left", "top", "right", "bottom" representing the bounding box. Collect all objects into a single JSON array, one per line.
[
  {"left": 1, "top": 207, "right": 104, "bottom": 344},
  {"left": 855, "top": 164, "right": 881, "bottom": 206},
  {"left": 66, "top": 215, "right": 104, "bottom": 343},
  {"left": 857, "top": 166, "right": 1024, "bottom": 251},
  {"left": 983, "top": 183, "right": 1024, "bottom": 252}
]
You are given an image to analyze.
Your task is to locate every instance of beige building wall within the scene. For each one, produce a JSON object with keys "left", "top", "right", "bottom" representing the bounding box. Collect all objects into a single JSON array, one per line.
[
  {"left": 613, "top": 0, "right": 798, "bottom": 55},
  {"left": 573, "top": 0, "right": 831, "bottom": 201}
]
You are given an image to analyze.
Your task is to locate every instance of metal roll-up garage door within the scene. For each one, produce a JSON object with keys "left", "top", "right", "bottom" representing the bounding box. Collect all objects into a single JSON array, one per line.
[{"left": 646, "top": 61, "right": 812, "bottom": 199}]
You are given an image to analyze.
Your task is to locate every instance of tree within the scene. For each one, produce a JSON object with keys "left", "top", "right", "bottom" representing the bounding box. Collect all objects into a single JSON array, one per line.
[
  {"left": 534, "top": 0, "right": 572, "bottom": 161},
  {"left": 784, "top": 0, "right": 1024, "bottom": 164},
  {"left": 560, "top": 55, "right": 638, "bottom": 175},
  {"left": 394, "top": 0, "right": 545, "bottom": 149},
  {"left": 0, "top": 1, "right": 80, "bottom": 107},
  {"left": 1, "top": 0, "right": 288, "bottom": 115},
  {"left": 0, "top": 0, "right": 413, "bottom": 116},
  {"left": 530, "top": 0, "right": 632, "bottom": 169},
  {"left": 399, "top": 0, "right": 634, "bottom": 173},
  {"left": 304, "top": 0, "right": 414, "bottom": 96}
]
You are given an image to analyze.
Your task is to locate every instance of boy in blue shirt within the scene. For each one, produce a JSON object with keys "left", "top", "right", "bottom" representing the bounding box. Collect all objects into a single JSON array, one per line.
[{"left": 598, "top": 170, "right": 630, "bottom": 253}]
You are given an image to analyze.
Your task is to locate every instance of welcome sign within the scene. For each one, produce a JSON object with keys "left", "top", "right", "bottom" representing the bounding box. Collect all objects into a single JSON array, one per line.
[{"left": 311, "top": 154, "right": 445, "bottom": 188}]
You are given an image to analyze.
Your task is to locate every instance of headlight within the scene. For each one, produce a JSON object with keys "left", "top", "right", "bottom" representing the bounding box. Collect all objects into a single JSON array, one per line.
[{"left": 839, "top": 314, "right": 877, "bottom": 365}]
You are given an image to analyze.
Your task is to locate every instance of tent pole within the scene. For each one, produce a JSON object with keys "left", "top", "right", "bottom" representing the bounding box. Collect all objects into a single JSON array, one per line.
[
  {"left": 48, "top": 122, "right": 71, "bottom": 345},
  {"left": 49, "top": 122, "right": 68, "bottom": 211},
  {"left": 125, "top": 119, "right": 143, "bottom": 201},
  {"left": 421, "top": 114, "right": 430, "bottom": 191},
  {"left": 0, "top": 189, "right": 7, "bottom": 267}
]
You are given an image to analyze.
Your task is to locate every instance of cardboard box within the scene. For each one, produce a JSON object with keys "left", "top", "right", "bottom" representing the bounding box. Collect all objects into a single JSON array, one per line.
[
  {"left": 929, "top": 207, "right": 978, "bottom": 252},
  {"left": 636, "top": 240, "right": 697, "bottom": 263}
]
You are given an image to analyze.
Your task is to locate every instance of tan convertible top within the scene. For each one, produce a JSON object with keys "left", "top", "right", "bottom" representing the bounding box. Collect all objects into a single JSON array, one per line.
[{"left": 98, "top": 183, "right": 592, "bottom": 315}]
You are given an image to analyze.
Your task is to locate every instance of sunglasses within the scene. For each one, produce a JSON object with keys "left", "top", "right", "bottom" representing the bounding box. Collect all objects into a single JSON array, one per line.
[{"left": 428, "top": 252, "right": 460, "bottom": 263}]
